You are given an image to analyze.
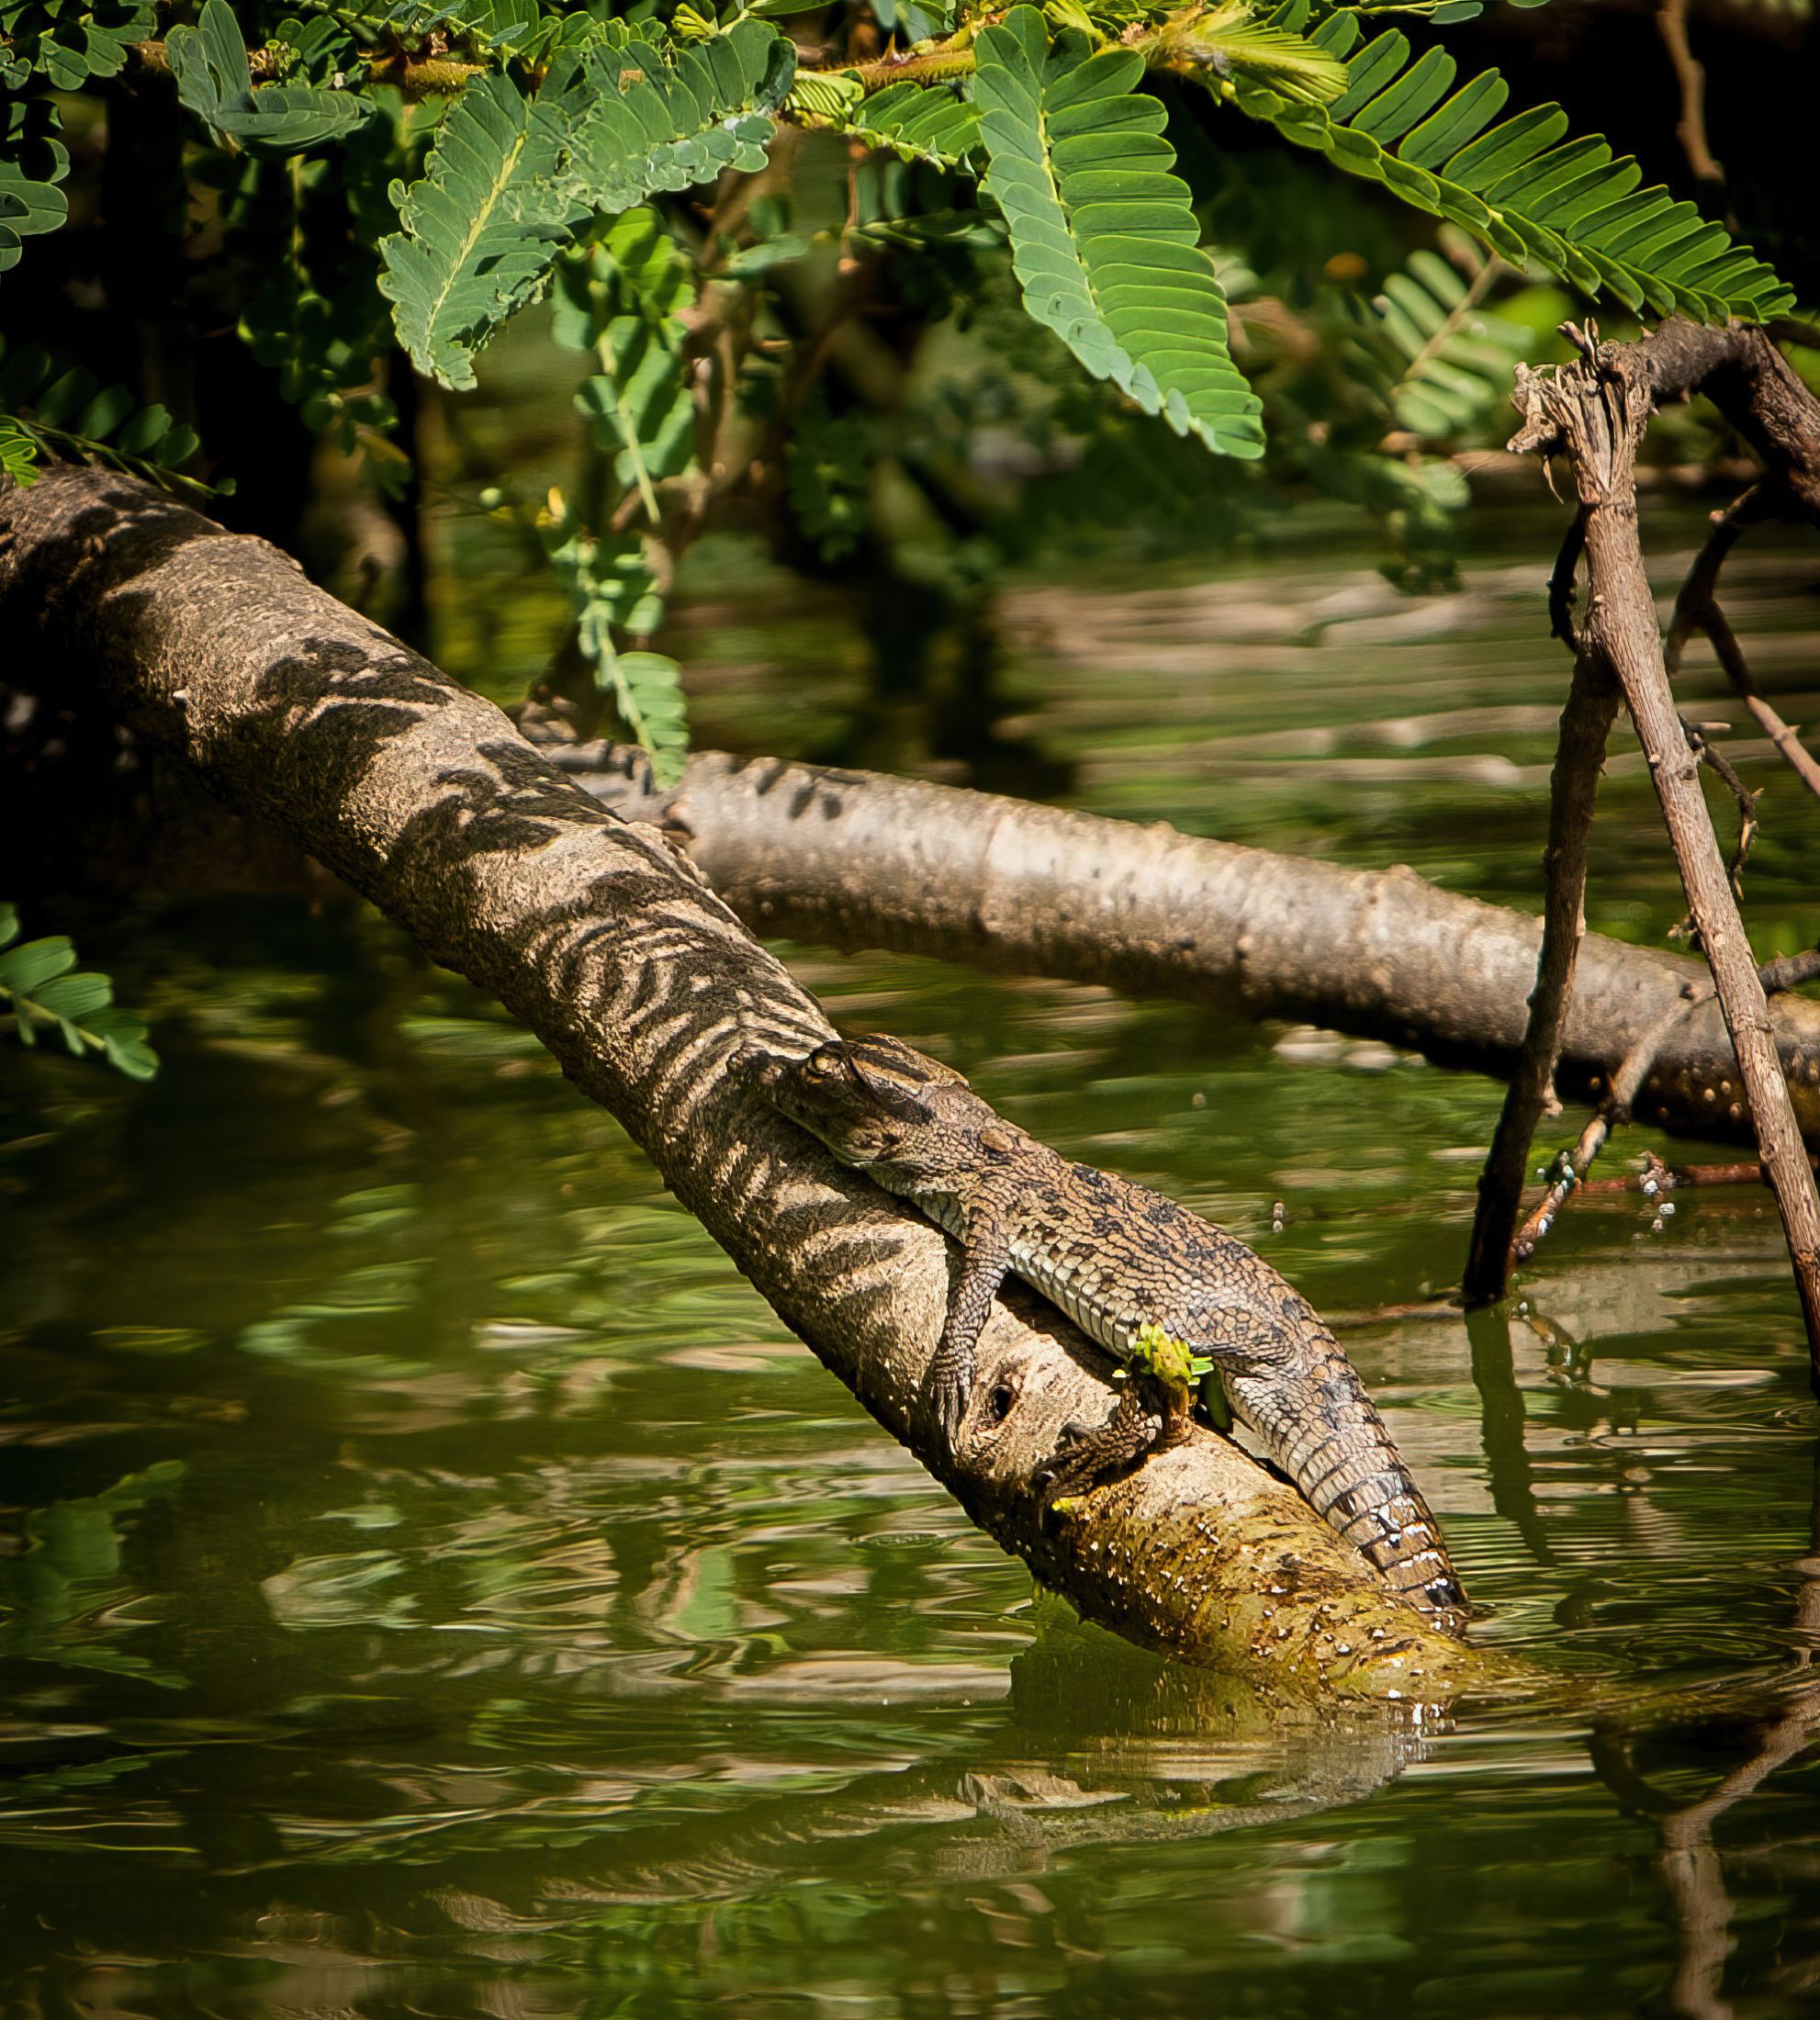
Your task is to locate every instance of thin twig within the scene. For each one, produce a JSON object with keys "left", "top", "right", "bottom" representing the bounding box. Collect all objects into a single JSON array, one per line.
[
  {"left": 1669, "top": 721, "right": 1758, "bottom": 944},
  {"left": 1702, "top": 600, "right": 1820, "bottom": 801},
  {"left": 1666, "top": 488, "right": 1820, "bottom": 803},
  {"left": 1665, "top": 486, "right": 1756, "bottom": 674},
  {"left": 1509, "top": 952, "right": 1820, "bottom": 1265},
  {"left": 1655, "top": 0, "right": 1725, "bottom": 185},
  {"left": 1464, "top": 529, "right": 1619, "bottom": 1305}
]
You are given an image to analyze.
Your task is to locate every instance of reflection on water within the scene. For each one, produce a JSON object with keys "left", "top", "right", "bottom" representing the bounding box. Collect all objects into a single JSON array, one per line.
[{"left": 6, "top": 513, "right": 1820, "bottom": 2014}]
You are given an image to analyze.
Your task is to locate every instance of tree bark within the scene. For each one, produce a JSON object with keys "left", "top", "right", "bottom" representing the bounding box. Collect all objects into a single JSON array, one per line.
[
  {"left": 1635, "top": 320, "right": 1820, "bottom": 520},
  {"left": 0, "top": 463, "right": 1505, "bottom": 1700},
  {"left": 543, "top": 737, "right": 1820, "bottom": 1155}
]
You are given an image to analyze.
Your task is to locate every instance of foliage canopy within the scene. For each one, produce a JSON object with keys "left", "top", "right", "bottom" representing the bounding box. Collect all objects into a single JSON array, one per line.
[{"left": 0, "top": 0, "right": 1802, "bottom": 777}]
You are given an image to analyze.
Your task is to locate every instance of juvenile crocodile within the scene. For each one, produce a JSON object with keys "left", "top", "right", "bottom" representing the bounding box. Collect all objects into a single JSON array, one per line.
[{"left": 747, "top": 1032, "right": 1468, "bottom": 1630}]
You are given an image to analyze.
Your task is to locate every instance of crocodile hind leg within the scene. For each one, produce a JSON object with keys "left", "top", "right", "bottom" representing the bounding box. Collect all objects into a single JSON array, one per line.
[{"left": 1032, "top": 1383, "right": 1172, "bottom": 1504}]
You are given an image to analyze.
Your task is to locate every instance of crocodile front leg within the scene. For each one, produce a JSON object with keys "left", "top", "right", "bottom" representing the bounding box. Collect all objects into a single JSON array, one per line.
[
  {"left": 927, "top": 1201, "right": 1012, "bottom": 1450},
  {"left": 1032, "top": 1383, "right": 1188, "bottom": 1503}
]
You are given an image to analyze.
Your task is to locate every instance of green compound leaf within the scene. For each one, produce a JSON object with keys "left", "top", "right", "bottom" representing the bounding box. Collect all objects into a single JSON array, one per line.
[
  {"left": 1366, "top": 241, "right": 1534, "bottom": 439},
  {"left": 0, "top": 176, "right": 67, "bottom": 269},
  {"left": 0, "top": 0, "right": 156, "bottom": 91},
  {"left": 0, "top": 95, "right": 71, "bottom": 280},
  {"left": 560, "top": 214, "right": 698, "bottom": 503},
  {"left": 373, "top": 0, "right": 620, "bottom": 70},
  {"left": 381, "top": 23, "right": 792, "bottom": 392},
  {"left": 1233, "top": 0, "right": 1793, "bottom": 324},
  {"left": 0, "top": 913, "right": 159, "bottom": 1081},
  {"left": 167, "top": 0, "right": 372, "bottom": 158},
  {"left": 0, "top": 336, "right": 201, "bottom": 484},
  {"left": 549, "top": 527, "right": 690, "bottom": 787},
  {"left": 871, "top": 0, "right": 953, "bottom": 37},
  {"left": 0, "top": 414, "right": 39, "bottom": 483},
  {"left": 370, "top": 0, "right": 543, "bottom": 45},
  {"left": 378, "top": 73, "right": 579, "bottom": 390},
  {"left": 974, "top": 7, "right": 1264, "bottom": 459},
  {"left": 563, "top": 18, "right": 794, "bottom": 216},
  {"left": 1162, "top": 1, "right": 1347, "bottom": 105},
  {"left": 844, "top": 80, "right": 982, "bottom": 169}
]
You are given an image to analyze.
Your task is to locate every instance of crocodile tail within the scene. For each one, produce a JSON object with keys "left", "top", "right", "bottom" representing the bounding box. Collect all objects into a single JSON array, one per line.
[{"left": 1224, "top": 1341, "right": 1468, "bottom": 1631}]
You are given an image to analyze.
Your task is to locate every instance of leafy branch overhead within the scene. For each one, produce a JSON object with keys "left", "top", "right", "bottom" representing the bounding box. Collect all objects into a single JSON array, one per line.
[
  {"left": 1230, "top": 0, "right": 1793, "bottom": 323},
  {"left": 365, "top": 0, "right": 1794, "bottom": 403},
  {"left": 975, "top": 7, "right": 1264, "bottom": 458},
  {"left": 0, "top": 0, "right": 1803, "bottom": 779},
  {"left": 379, "top": 18, "right": 794, "bottom": 390}
]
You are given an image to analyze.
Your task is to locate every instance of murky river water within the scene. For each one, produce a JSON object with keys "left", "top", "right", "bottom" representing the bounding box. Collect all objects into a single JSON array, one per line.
[{"left": 5, "top": 505, "right": 1820, "bottom": 2015}]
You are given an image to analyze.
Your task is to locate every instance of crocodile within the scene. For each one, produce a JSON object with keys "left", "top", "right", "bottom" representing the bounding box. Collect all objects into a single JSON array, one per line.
[{"left": 746, "top": 1031, "right": 1468, "bottom": 1631}]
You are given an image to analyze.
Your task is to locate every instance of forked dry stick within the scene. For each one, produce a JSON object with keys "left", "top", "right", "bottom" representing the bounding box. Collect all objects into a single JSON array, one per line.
[
  {"left": 1461, "top": 529, "right": 1761, "bottom": 1290},
  {"left": 1504, "top": 326, "right": 1820, "bottom": 1387}
]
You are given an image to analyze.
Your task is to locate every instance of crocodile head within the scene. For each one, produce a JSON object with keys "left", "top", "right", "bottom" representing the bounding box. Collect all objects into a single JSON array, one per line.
[{"left": 745, "top": 1034, "right": 1017, "bottom": 1176}]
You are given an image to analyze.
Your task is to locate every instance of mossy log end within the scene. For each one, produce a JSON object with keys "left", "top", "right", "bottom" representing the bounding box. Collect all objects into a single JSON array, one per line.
[{"left": 0, "top": 465, "right": 1523, "bottom": 1700}]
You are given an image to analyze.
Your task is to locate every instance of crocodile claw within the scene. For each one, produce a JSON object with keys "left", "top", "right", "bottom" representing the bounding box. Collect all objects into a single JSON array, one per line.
[
  {"left": 1031, "top": 1417, "right": 1097, "bottom": 1504},
  {"left": 1033, "top": 1387, "right": 1163, "bottom": 1506},
  {"left": 929, "top": 1355, "right": 973, "bottom": 1453}
]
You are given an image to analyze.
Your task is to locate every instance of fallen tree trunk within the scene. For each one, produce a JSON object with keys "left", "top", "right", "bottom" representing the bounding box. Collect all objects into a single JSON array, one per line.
[
  {"left": 542, "top": 736, "right": 1820, "bottom": 1152},
  {"left": 0, "top": 464, "right": 1504, "bottom": 1700}
]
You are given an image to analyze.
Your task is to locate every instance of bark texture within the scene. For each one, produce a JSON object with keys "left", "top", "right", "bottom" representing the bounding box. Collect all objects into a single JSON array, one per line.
[
  {"left": 1636, "top": 320, "right": 1820, "bottom": 519},
  {"left": 0, "top": 464, "right": 1502, "bottom": 1700},
  {"left": 546, "top": 740, "right": 1820, "bottom": 1153}
]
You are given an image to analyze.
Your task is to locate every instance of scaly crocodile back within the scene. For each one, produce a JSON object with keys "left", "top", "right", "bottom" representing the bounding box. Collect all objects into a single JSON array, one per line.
[{"left": 901, "top": 1150, "right": 1467, "bottom": 1627}]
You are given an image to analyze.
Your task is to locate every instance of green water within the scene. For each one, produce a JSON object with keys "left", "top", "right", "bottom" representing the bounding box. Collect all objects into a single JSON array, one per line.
[{"left": 6, "top": 512, "right": 1820, "bottom": 2015}]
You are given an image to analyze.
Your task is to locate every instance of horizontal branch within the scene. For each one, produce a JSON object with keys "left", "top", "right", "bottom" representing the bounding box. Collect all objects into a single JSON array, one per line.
[
  {"left": 0, "top": 464, "right": 1504, "bottom": 1700},
  {"left": 542, "top": 734, "right": 1820, "bottom": 1153}
]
